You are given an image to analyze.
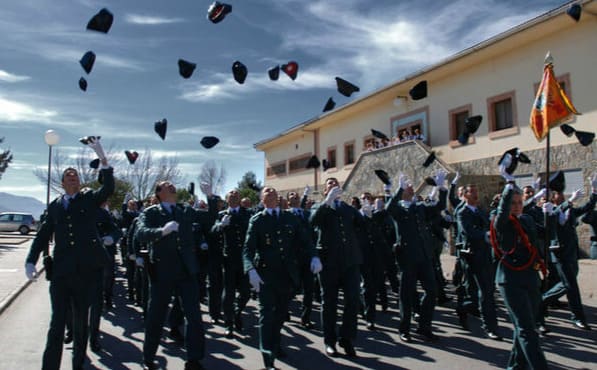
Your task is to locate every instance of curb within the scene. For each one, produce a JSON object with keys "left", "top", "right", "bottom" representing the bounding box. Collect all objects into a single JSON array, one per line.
[{"left": 0, "top": 266, "right": 45, "bottom": 316}]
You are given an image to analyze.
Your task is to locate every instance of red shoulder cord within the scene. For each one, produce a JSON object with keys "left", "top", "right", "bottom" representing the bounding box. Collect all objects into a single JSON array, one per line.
[{"left": 489, "top": 215, "right": 547, "bottom": 276}]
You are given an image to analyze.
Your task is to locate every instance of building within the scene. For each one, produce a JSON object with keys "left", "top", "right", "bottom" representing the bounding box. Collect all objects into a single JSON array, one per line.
[{"left": 254, "top": 2, "right": 597, "bottom": 252}]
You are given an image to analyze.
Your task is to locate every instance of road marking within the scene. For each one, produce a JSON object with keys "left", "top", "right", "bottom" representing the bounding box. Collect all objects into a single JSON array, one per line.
[{"left": 0, "top": 269, "right": 19, "bottom": 273}]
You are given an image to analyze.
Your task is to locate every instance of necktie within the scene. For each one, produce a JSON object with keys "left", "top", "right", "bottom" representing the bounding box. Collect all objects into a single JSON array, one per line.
[
  {"left": 273, "top": 209, "right": 278, "bottom": 218},
  {"left": 64, "top": 196, "right": 71, "bottom": 210},
  {"left": 297, "top": 209, "right": 302, "bottom": 218}
]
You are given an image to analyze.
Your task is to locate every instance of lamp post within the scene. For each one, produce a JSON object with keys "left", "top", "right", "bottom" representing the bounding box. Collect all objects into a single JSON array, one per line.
[{"left": 44, "top": 130, "right": 60, "bottom": 208}]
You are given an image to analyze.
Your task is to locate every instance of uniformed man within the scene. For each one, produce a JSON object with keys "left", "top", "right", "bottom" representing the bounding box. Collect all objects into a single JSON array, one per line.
[
  {"left": 212, "top": 189, "right": 252, "bottom": 338},
  {"left": 310, "top": 177, "right": 363, "bottom": 357},
  {"left": 25, "top": 138, "right": 113, "bottom": 370},
  {"left": 386, "top": 171, "right": 447, "bottom": 342},
  {"left": 581, "top": 205, "right": 597, "bottom": 259},
  {"left": 543, "top": 175, "right": 597, "bottom": 330},
  {"left": 457, "top": 183, "right": 502, "bottom": 340},
  {"left": 490, "top": 161, "right": 549, "bottom": 369},
  {"left": 120, "top": 196, "right": 140, "bottom": 302},
  {"left": 135, "top": 181, "right": 207, "bottom": 370},
  {"left": 243, "top": 187, "right": 321, "bottom": 370}
]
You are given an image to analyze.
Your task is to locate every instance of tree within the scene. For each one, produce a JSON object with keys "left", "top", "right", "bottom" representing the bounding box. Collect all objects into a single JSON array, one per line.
[
  {"left": 120, "top": 148, "right": 183, "bottom": 201},
  {"left": 198, "top": 160, "right": 226, "bottom": 196},
  {"left": 0, "top": 137, "right": 13, "bottom": 180},
  {"left": 237, "top": 171, "right": 262, "bottom": 205}
]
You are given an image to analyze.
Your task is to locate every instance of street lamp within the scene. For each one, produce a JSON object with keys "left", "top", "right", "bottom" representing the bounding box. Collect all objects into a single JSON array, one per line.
[{"left": 44, "top": 129, "right": 60, "bottom": 208}]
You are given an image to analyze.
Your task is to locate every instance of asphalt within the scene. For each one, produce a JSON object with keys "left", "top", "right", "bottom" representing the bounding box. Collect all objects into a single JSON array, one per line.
[{"left": 1, "top": 233, "right": 596, "bottom": 370}]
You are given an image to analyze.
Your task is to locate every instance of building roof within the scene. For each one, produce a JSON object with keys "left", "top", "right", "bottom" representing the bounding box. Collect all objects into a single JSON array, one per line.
[{"left": 254, "top": 0, "right": 592, "bottom": 150}]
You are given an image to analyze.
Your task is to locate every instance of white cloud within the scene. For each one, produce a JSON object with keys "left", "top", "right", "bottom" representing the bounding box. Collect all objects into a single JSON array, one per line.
[
  {"left": 0, "top": 70, "right": 30, "bottom": 83},
  {"left": 0, "top": 96, "right": 58, "bottom": 123},
  {"left": 125, "top": 14, "right": 185, "bottom": 25}
]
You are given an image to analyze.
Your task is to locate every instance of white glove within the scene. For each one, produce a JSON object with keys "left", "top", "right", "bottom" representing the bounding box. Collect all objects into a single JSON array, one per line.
[
  {"left": 374, "top": 198, "right": 385, "bottom": 211},
  {"left": 484, "top": 231, "right": 491, "bottom": 244},
  {"left": 87, "top": 137, "right": 107, "bottom": 161},
  {"left": 128, "top": 253, "right": 136, "bottom": 261},
  {"left": 383, "top": 184, "right": 392, "bottom": 193},
  {"left": 248, "top": 269, "right": 264, "bottom": 293},
  {"left": 361, "top": 200, "right": 373, "bottom": 218},
  {"left": 303, "top": 185, "right": 311, "bottom": 197},
  {"left": 161, "top": 221, "right": 179, "bottom": 236},
  {"left": 542, "top": 202, "right": 554, "bottom": 215},
  {"left": 533, "top": 188, "right": 547, "bottom": 202},
  {"left": 220, "top": 214, "right": 231, "bottom": 227},
  {"left": 398, "top": 173, "right": 408, "bottom": 190},
  {"left": 558, "top": 209, "right": 570, "bottom": 225},
  {"left": 199, "top": 181, "right": 212, "bottom": 196},
  {"left": 451, "top": 171, "right": 461, "bottom": 185},
  {"left": 591, "top": 173, "right": 597, "bottom": 193},
  {"left": 25, "top": 263, "right": 38, "bottom": 281},
  {"left": 310, "top": 257, "right": 323, "bottom": 274},
  {"left": 569, "top": 188, "right": 584, "bottom": 203},
  {"left": 499, "top": 155, "right": 515, "bottom": 182},
  {"left": 324, "top": 186, "right": 342, "bottom": 207},
  {"left": 102, "top": 235, "right": 114, "bottom": 246},
  {"left": 135, "top": 257, "right": 144, "bottom": 267},
  {"left": 434, "top": 170, "right": 447, "bottom": 188},
  {"left": 124, "top": 192, "right": 132, "bottom": 204},
  {"left": 200, "top": 242, "right": 208, "bottom": 251},
  {"left": 533, "top": 177, "right": 542, "bottom": 191}
]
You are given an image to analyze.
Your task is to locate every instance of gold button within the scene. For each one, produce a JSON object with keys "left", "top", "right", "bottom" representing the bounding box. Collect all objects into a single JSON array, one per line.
[
  {"left": 68, "top": 224, "right": 73, "bottom": 228},
  {"left": 279, "top": 248, "right": 283, "bottom": 251},
  {"left": 278, "top": 239, "right": 282, "bottom": 243},
  {"left": 343, "top": 238, "right": 347, "bottom": 242},
  {"left": 69, "top": 233, "right": 73, "bottom": 236},
  {"left": 70, "top": 241, "right": 75, "bottom": 245},
  {"left": 277, "top": 231, "right": 281, "bottom": 234}
]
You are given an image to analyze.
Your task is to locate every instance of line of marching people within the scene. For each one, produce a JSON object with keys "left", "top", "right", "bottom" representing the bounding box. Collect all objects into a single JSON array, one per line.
[{"left": 25, "top": 138, "right": 597, "bottom": 370}]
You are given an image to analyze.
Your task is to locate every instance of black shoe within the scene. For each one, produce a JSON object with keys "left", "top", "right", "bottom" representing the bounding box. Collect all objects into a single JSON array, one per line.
[
  {"left": 225, "top": 328, "right": 234, "bottom": 339},
  {"left": 538, "top": 324, "right": 550, "bottom": 335},
  {"left": 277, "top": 347, "right": 288, "bottom": 359},
  {"left": 573, "top": 320, "right": 591, "bottom": 330},
  {"left": 485, "top": 331, "right": 503, "bottom": 341},
  {"left": 457, "top": 312, "right": 468, "bottom": 330},
  {"left": 90, "top": 341, "right": 101, "bottom": 353},
  {"left": 210, "top": 317, "right": 220, "bottom": 325},
  {"left": 413, "top": 313, "right": 421, "bottom": 322},
  {"left": 286, "top": 312, "right": 291, "bottom": 322},
  {"left": 184, "top": 360, "right": 205, "bottom": 370},
  {"left": 437, "top": 295, "right": 452, "bottom": 305},
  {"left": 234, "top": 313, "right": 243, "bottom": 333},
  {"left": 416, "top": 328, "right": 439, "bottom": 342},
  {"left": 104, "top": 297, "right": 113, "bottom": 309},
  {"left": 381, "top": 304, "right": 388, "bottom": 312},
  {"left": 366, "top": 321, "right": 375, "bottom": 330},
  {"left": 142, "top": 360, "right": 159, "bottom": 370},
  {"left": 325, "top": 344, "right": 338, "bottom": 357},
  {"left": 169, "top": 327, "right": 184, "bottom": 343},
  {"left": 300, "top": 320, "right": 314, "bottom": 329},
  {"left": 338, "top": 338, "right": 357, "bottom": 358},
  {"left": 549, "top": 300, "right": 568, "bottom": 309},
  {"left": 127, "top": 291, "right": 135, "bottom": 301},
  {"left": 399, "top": 332, "right": 411, "bottom": 343},
  {"left": 63, "top": 333, "right": 73, "bottom": 344}
]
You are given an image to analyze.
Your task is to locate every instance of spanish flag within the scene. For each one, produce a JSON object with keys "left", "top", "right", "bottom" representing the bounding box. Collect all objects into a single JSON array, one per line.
[{"left": 530, "top": 56, "right": 580, "bottom": 141}]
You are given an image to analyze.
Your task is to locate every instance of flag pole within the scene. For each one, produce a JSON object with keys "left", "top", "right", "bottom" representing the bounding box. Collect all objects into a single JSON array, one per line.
[{"left": 543, "top": 131, "right": 550, "bottom": 289}]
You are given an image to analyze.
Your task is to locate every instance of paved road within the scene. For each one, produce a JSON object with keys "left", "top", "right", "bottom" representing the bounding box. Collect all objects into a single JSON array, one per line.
[{"left": 0, "top": 234, "right": 596, "bottom": 369}]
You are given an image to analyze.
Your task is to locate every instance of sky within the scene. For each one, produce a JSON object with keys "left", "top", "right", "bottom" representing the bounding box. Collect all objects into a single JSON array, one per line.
[{"left": 0, "top": 0, "right": 567, "bottom": 203}]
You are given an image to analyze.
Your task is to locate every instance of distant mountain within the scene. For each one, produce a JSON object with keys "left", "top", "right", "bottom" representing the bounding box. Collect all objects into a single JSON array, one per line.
[{"left": 0, "top": 192, "right": 46, "bottom": 218}]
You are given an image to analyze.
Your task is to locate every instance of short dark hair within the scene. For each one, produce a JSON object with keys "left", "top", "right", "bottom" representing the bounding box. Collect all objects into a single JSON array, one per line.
[{"left": 61, "top": 167, "right": 78, "bottom": 182}]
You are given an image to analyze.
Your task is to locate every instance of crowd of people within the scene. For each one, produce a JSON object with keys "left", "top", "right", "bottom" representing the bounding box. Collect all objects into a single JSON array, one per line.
[
  {"left": 23, "top": 138, "right": 597, "bottom": 370},
  {"left": 365, "top": 127, "right": 426, "bottom": 151}
]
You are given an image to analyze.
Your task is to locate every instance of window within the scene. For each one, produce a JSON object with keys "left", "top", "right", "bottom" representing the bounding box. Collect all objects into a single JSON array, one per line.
[
  {"left": 0, "top": 214, "right": 10, "bottom": 221},
  {"left": 288, "top": 154, "right": 311, "bottom": 174},
  {"left": 327, "top": 147, "right": 337, "bottom": 168},
  {"left": 266, "top": 161, "right": 286, "bottom": 177},
  {"left": 12, "top": 214, "right": 24, "bottom": 222},
  {"left": 344, "top": 142, "right": 355, "bottom": 165},
  {"left": 487, "top": 90, "right": 518, "bottom": 139},
  {"left": 449, "top": 104, "right": 472, "bottom": 146}
]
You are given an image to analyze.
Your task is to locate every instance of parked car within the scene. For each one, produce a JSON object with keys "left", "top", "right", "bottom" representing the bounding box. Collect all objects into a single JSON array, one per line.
[{"left": 0, "top": 212, "right": 38, "bottom": 234}]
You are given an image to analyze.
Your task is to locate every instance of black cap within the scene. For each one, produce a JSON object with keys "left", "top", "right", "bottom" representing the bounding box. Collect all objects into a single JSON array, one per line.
[
  {"left": 232, "top": 61, "right": 247, "bottom": 84},
  {"left": 306, "top": 155, "right": 320, "bottom": 169},
  {"left": 178, "top": 59, "right": 196, "bottom": 79},
  {"left": 567, "top": 3, "right": 582, "bottom": 22},
  {"left": 548, "top": 171, "right": 566, "bottom": 192},
  {"left": 87, "top": 8, "right": 114, "bottom": 33},
  {"left": 498, "top": 147, "right": 531, "bottom": 175},
  {"left": 424, "top": 176, "right": 437, "bottom": 186},
  {"left": 79, "top": 136, "right": 101, "bottom": 145},
  {"left": 335, "top": 77, "right": 359, "bottom": 97},
  {"left": 188, "top": 182, "right": 195, "bottom": 196},
  {"left": 323, "top": 97, "right": 335, "bottom": 112},
  {"left": 80, "top": 51, "right": 96, "bottom": 74},
  {"left": 78, "top": 77, "right": 87, "bottom": 92},
  {"left": 374, "top": 169, "right": 391, "bottom": 185},
  {"left": 154, "top": 119, "right": 167, "bottom": 140},
  {"left": 575, "top": 130, "right": 595, "bottom": 146},
  {"left": 422, "top": 151, "right": 436, "bottom": 168},
  {"left": 89, "top": 158, "right": 100, "bottom": 169},
  {"left": 409, "top": 80, "right": 427, "bottom": 100},
  {"left": 371, "top": 129, "right": 389, "bottom": 141},
  {"left": 465, "top": 115, "right": 482, "bottom": 134},
  {"left": 322, "top": 159, "right": 331, "bottom": 171},
  {"left": 281, "top": 61, "right": 299, "bottom": 80},
  {"left": 560, "top": 123, "right": 575, "bottom": 137},
  {"left": 125, "top": 150, "right": 139, "bottom": 164},
  {"left": 268, "top": 65, "right": 280, "bottom": 81},
  {"left": 200, "top": 136, "right": 219, "bottom": 149},
  {"left": 207, "top": 1, "right": 232, "bottom": 24}
]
